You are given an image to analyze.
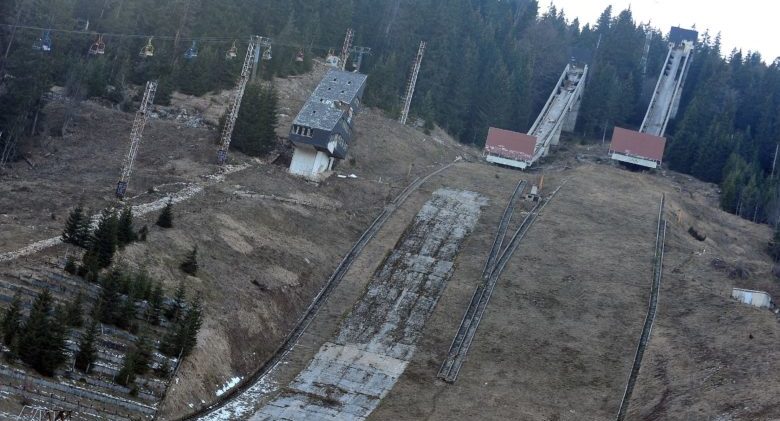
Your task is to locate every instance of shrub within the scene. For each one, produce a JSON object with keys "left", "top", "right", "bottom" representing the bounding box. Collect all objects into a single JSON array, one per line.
[
  {"left": 156, "top": 201, "right": 174, "bottom": 229},
  {"left": 688, "top": 226, "right": 706, "bottom": 241},
  {"left": 180, "top": 247, "right": 198, "bottom": 276}
]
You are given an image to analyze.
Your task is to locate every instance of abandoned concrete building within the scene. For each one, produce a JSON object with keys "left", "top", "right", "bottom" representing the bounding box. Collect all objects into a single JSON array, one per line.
[
  {"left": 608, "top": 126, "right": 667, "bottom": 169},
  {"left": 288, "top": 69, "right": 368, "bottom": 179}
]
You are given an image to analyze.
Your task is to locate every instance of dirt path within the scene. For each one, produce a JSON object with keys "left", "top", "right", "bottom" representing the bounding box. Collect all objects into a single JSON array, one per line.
[{"left": 0, "top": 163, "right": 250, "bottom": 263}]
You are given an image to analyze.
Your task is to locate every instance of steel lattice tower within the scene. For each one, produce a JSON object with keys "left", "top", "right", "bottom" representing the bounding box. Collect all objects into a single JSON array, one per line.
[
  {"left": 399, "top": 41, "right": 426, "bottom": 125},
  {"left": 115, "top": 80, "right": 157, "bottom": 198}
]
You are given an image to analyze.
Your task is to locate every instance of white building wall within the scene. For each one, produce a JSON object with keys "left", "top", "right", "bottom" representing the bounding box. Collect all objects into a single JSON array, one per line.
[
  {"left": 290, "top": 146, "right": 317, "bottom": 177},
  {"left": 732, "top": 288, "right": 773, "bottom": 309},
  {"left": 289, "top": 146, "right": 334, "bottom": 179},
  {"left": 610, "top": 153, "right": 659, "bottom": 169},
  {"left": 485, "top": 154, "right": 530, "bottom": 170},
  {"left": 312, "top": 150, "right": 332, "bottom": 174}
]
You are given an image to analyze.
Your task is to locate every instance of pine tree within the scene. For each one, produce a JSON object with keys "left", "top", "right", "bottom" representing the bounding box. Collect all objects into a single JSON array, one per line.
[
  {"left": 1, "top": 293, "right": 23, "bottom": 346},
  {"left": 97, "top": 271, "right": 121, "bottom": 324},
  {"left": 165, "top": 281, "right": 186, "bottom": 321},
  {"left": 89, "top": 208, "right": 119, "bottom": 269},
  {"left": 64, "top": 291, "right": 84, "bottom": 328},
  {"left": 17, "top": 290, "right": 52, "bottom": 370},
  {"left": 64, "top": 255, "right": 77, "bottom": 275},
  {"left": 116, "top": 297, "right": 136, "bottom": 331},
  {"left": 117, "top": 207, "right": 137, "bottom": 247},
  {"left": 156, "top": 200, "right": 174, "bottom": 228},
  {"left": 75, "top": 319, "right": 99, "bottom": 373},
  {"left": 180, "top": 246, "right": 198, "bottom": 276},
  {"left": 181, "top": 293, "right": 203, "bottom": 357},
  {"left": 232, "top": 84, "right": 279, "bottom": 156},
  {"left": 146, "top": 282, "right": 164, "bottom": 325},
  {"left": 770, "top": 225, "right": 780, "bottom": 261},
  {"left": 160, "top": 293, "right": 203, "bottom": 358},
  {"left": 131, "top": 336, "right": 153, "bottom": 375},
  {"left": 131, "top": 270, "right": 152, "bottom": 301},
  {"left": 17, "top": 290, "right": 68, "bottom": 376},
  {"left": 116, "top": 335, "right": 153, "bottom": 385},
  {"left": 62, "top": 204, "right": 86, "bottom": 246},
  {"left": 46, "top": 307, "right": 70, "bottom": 374},
  {"left": 116, "top": 355, "right": 137, "bottom": 386},
  {"left": 81, "top": 249, "right": 101, "bottom": 282},
  {"left": 75, "top": 210, "right": 93, "bottom": 248}
]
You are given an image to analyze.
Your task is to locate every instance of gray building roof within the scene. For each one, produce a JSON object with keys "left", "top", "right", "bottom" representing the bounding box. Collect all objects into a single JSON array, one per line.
[
  {"left": 312, "top": 69, "right": 368, "bottom": 104},
  {"left": 292, "top": 69, "right": 367, "bottom": 132},
  {"left": 293, "top": 100, "right": 345, "bottom": 131}
]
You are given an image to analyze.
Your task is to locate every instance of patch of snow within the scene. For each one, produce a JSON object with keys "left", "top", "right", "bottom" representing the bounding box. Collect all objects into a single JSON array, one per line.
[
  {"left": 215, "top": 377, "right": 242, "bottom": 397},
  {"left": 197, "top": 370, "right": 278, "bottom": 420}
]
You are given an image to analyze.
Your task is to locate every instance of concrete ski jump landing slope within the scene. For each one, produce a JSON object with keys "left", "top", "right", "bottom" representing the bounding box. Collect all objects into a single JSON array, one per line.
[{"left": 249, "top": 189, "right": 486, "bottom": 420}]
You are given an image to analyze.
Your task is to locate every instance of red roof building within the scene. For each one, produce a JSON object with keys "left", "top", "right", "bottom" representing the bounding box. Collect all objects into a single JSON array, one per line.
[
  {"left": 609, "top": 127, "right": 666, "bottom": 169},
  {"left": 484, "top": 127, "right": 538, "bottom": 169}
]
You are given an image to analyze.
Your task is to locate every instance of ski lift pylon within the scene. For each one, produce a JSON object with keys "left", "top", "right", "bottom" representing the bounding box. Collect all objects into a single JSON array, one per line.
[
  {"left": 33, "top": 30, "right": 52, "bottom": 52},
  {"left": 225, "top": 40, "right": 238, "bottom": 59},
  {"left": 184, "top": 40, "right": 198, "bottom": 60},
  {"left": 88, "top": 34, "right": 106, "bottom": 55},
  {"left": 139, "top": 37, "right": 154, "bottom": 58}
]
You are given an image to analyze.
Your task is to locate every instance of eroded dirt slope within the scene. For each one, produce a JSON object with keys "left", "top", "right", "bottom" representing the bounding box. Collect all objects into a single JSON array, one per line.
[
  {"left": 369, "top": 163, "right": 779, "bottom": 421},
  {"left": 0, "top": 62, "right": 472, "bottom": 419}
]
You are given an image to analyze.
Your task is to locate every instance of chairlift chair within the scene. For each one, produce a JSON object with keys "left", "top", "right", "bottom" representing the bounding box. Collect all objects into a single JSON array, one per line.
[
  {"left": 225, "top": 40, "right": 238, "bottom": 59},
  {"left": 75, "top": 18, "right": 90, "bottom": 32},
  {"left": 33, "top": 30, "right": 52, "bottom": 52},
  {"left": 262, "top": 45, "right": 272, "bottom": 61},
  {"left": 184, "top": 41, "right": 198, "bottom": 60},
  {"left": 139, "top": 37, "right": 155, "bottom": 58},
  {"left": 325, "top": 49, "right": 339, "bottom": 67},
  {"left": 295, "top": 50, "right": 305, "bottom": 62},
  {"left": 88, "top": 34, "right": 106, "bottom": 55}
]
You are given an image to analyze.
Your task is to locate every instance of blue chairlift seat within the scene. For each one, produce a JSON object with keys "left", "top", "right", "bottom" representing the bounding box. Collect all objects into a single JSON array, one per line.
[
  {"left": 184, "top": 41, "right": 198, "bottom": 60},
  {"left": 33, "top": 30, "right": 52, "bottom": 52}
]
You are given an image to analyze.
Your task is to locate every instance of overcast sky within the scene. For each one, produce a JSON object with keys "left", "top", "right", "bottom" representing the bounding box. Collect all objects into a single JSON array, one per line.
[{"left": 550, "top": 0, "right": 779, "bottom": 61}]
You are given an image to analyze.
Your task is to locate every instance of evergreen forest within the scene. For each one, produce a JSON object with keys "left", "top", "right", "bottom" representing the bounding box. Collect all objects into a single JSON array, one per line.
[{"left": 1, "top": 0, "right": 780, "bottom": 223}]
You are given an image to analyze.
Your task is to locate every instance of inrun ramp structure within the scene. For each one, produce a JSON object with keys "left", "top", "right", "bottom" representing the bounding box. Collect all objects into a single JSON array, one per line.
[
  {"left": 640, "top": 27, "right": 696, "bottom": 137},
  {"left": 485, "top": 63, "right": 588, "bottom": 170},
  {"left": 610, "top": 27, "right": 697, "bottom": 169}
]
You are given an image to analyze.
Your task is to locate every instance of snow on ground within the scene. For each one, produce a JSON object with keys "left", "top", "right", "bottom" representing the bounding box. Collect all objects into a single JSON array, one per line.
[
  {"left": 198, "top": 370, "right": 278, "bottom": 421},
  {"left": 215, "top": 377, "right": 242, "bottom": 397}
]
